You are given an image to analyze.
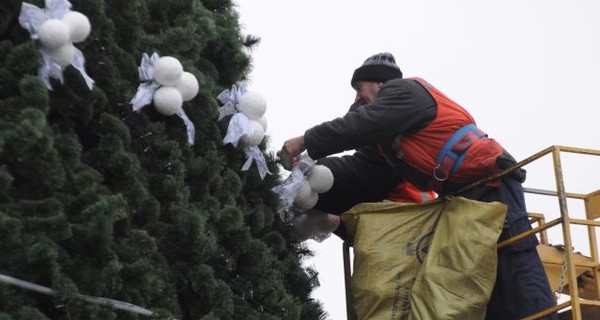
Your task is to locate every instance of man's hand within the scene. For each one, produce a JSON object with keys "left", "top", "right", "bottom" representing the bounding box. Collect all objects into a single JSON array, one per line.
[
  {"left": 279, "top": 135, "right": 306, "bottom": 169},
  {"left": 276, "top": 150, "right": 294, "bottom": 170}
]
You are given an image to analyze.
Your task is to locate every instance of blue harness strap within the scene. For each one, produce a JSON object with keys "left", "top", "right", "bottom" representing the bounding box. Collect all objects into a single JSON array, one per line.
[{"left": 429, "top": 124, "right": 487, "bottom": 192}]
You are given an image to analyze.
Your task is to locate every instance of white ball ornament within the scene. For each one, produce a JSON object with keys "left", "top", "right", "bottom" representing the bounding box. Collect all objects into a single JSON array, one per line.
[
  {"left": 153, "top": 86, "right": 183, "bottom": 116},
  {"left": 296, "top": 181, "right": 312, "bottom": 200},
  {"left": 38, "top": 19, "right": 70, "bottom": 49},
  {"left": 294, "top": 191, "right": 319, "bottom": 210},
  {"left": 153, "top": 56, "right": 184, "bottom": 86},
  {"left": 240, "top": 120, "right": 265, "bottom": 146},
  {"left": 256, "top": 115, "right": 267, "bottom": 131},
  {"left": 306, "top": 165, "right": 334, "bottom": 193},
  {"left": 61, "top": 11, "right": 91, "bottom": 43},
  {"left": 49, "top": 43, "right": 76, "bottom": 67},
  {"left": 237, "top": 91, "right": 266, "bottom": 120},
  {"left": 174, "top": 72, "right": 199, "bottom": 101}
]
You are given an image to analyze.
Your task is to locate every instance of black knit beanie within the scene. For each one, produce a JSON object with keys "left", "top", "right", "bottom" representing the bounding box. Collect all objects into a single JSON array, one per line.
[{"left": 350, "top": 52, "right": 403, "bottom": 88}]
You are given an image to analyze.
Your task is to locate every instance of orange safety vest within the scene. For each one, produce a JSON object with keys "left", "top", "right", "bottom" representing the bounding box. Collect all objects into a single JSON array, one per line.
[
  {"left": 391, "top": 78, "right": 504, "bottom": 190},
  {"left": 387, "top": 179, "right": 437, "bottom": 203}
]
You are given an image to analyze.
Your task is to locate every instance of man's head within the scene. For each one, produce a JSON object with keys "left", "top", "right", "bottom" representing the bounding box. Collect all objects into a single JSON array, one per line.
[{"left": 351, "top": 52, "right": 403, "bottom": 103}]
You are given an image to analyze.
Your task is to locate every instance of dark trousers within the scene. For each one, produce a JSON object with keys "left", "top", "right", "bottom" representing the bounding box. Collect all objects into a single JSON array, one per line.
[
  {"left": 466, "top": 176, "right": 558, "bottom": 320},
  {"left": 486, "top": 245, "right": 558, "bottom": 320}
]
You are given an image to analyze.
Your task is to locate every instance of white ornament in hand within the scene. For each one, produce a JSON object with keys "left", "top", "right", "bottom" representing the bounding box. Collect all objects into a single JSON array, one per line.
[{"left": 307, "top": 165, "right": 334, "bottom": 193}]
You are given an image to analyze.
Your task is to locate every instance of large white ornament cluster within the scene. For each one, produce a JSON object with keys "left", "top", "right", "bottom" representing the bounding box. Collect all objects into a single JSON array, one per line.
[
  {"left": 37, "top": 11, "right": 91, "bottom": 67},
  {"left": 152, "top": 56, "right": 199, "bottom": 116},
  {"left": 217, "top": 84, "right": 272, "bottom": 179},
  {"left": 19, "top": 1, "right": 96, "bottom": 90},
  {"left": 293, "top": 164, "right": 334, "bottom": 210},
  {"left": 237, "top": 91, "right": 268, "bottom": 147}
]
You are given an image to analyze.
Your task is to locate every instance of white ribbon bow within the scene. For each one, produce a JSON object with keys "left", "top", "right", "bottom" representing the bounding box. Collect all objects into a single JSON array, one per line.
[
  {"left": 222, "top": 113, "right": 252, "bottom": 147},
  {"left": 216, "top": 82, "right": 247, "bottom": 120},
  {"left": 242, "top": 145, "right": 271, "bottom": 180}
]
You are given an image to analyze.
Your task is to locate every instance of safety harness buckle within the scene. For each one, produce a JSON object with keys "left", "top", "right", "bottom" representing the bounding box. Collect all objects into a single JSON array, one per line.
[
  {"left": 432, "top": 164, "right": 448, "bottom": 182},
  {"left": 428, "top": 124, "right": 487, "bottom": 192}
]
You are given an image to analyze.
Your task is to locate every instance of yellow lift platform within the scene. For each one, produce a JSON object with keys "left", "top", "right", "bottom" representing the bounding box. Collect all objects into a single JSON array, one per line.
[{"left": 342, "top": 145, "right": 600, "bottom": 320}]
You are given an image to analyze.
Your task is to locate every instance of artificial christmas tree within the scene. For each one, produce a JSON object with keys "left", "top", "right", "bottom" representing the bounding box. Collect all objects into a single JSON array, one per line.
[{"left": 0, "top": 0, "right": 326, "bottom": 319}]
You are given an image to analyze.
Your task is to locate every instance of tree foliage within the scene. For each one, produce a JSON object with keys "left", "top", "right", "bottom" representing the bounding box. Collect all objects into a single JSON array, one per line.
[{"left": 0, "top": 0, "right": 326, "bottom": 319}]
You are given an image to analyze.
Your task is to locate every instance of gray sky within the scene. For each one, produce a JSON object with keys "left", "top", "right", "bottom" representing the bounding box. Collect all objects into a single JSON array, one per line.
[{"left": 235, "top": 1, "right": 600, "bottom": 318}]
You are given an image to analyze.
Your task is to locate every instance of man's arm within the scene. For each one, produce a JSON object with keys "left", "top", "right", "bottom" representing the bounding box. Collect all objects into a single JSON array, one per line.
[
  {"left": 301, "top": 79, "right": 436, "bottom": 159},
  {"left": 312, "top": 146, "right": 401, "bottom": 214},
  {"left": 280, "top": 100, "right": 369, "bottom": 166}
]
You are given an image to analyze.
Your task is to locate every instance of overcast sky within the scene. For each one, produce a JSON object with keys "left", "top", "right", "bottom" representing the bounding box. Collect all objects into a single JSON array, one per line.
[{"left": 235, "top": 1, "right": 600, "bottom": 318}]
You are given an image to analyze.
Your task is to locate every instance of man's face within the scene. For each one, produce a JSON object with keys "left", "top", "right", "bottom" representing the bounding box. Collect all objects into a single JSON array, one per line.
[{"left": 354, "top": 81, "right": 382, "bottom": 104}]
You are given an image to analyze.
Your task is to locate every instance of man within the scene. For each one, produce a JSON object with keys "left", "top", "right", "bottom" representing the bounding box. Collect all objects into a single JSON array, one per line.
[
  {"left": 308, "top": 99, "right": 436, "bottom": 240},
  {"left": 280, "top": 52, "right": 557, "bottom": 320}
]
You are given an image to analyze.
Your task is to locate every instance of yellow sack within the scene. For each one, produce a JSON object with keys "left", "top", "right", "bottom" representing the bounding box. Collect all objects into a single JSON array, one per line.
[{"left": 341, "top": 197, "right": 507, "bottom": 320}]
